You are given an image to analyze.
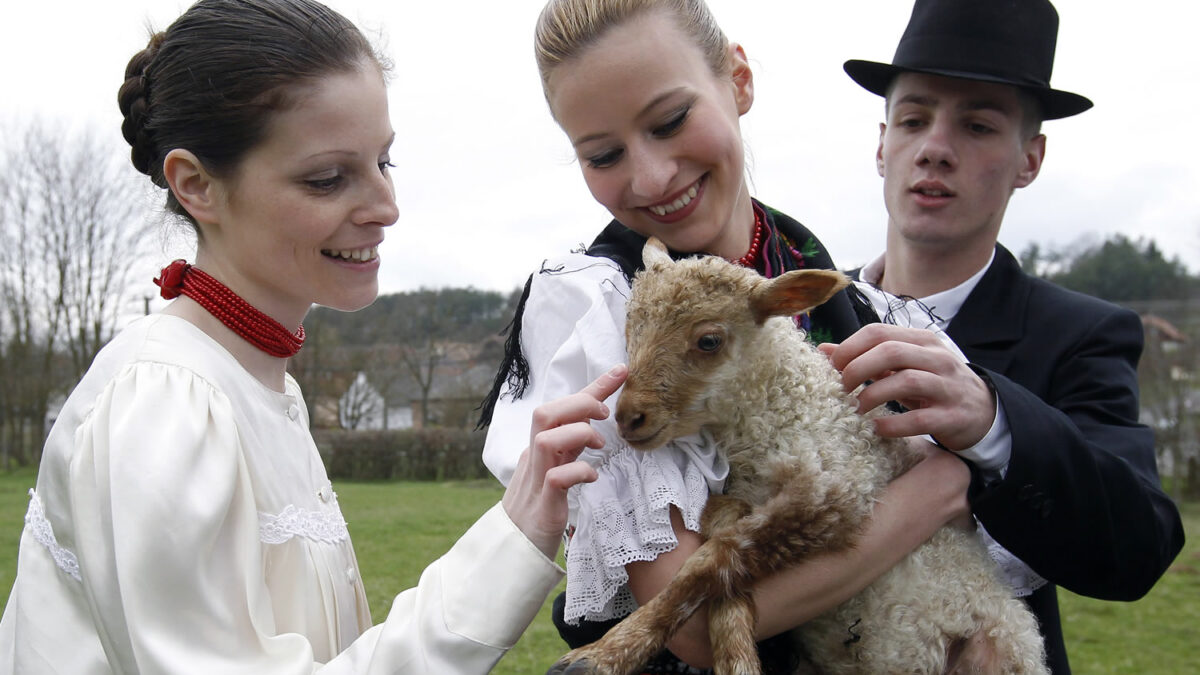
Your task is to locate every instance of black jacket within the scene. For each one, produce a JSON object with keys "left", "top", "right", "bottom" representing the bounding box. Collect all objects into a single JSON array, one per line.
[{"left": 936, "top": 244, "right": 1183, "bottom": 673}]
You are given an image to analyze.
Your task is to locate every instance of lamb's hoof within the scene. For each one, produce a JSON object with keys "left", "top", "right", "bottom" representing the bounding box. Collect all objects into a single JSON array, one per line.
[
  {"left": 547, "top": 647, "right": 634, "bottom": 675},
  {"left": 545, "top": 657, "right": 596, "bottom": 674}
]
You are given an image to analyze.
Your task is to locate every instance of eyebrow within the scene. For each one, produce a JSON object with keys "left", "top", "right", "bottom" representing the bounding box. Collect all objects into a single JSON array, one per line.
[
  {"left": 571, "top": 87, "right": 688, "bottom": 148},
  {"left": 894, "top": 92, "right": 937, "bottom": 109},
  {"left": 302, "top": 132, "right": 397, "bottom": 161},
  {"left": 304, "top": 149, "right": 353, "bottom": 160}
]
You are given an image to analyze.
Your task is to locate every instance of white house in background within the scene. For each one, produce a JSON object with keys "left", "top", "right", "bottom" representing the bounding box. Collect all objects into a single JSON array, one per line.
[
  {"left": 338, "top": 371, "right": 414, "bottom": 430},
  {"left": 335, "top": 337, "right": 503, "bottom": 431}
]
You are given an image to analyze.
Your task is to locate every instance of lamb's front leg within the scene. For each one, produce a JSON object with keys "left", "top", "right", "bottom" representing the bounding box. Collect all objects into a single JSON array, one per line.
[
  {"left": 548, "top": 479, "right": 869, "bottom": 674},
  {"left": 703, "top": 494, "right": 759, "bottom": 674},
  {"left": 546, "top": 563, "right": 711, "bottom": 675},
  {"left": 707, "top": 593, "right": 759, "bottom": 675},
  {"left": 701, "top": 493, "right": 753, "bottom": 535}
]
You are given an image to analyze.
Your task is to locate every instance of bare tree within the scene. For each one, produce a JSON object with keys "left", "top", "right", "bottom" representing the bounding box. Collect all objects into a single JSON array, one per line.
[
  {"left": 338, "top": 372, "right": 382, "bottom": 430},
  {"left": 359, "top": 343, "right": 408, "bottom": 430},
  {"left": 402, "top": 339, "right": 445, "bottom": 429},
  {"left": 0, "top": 120, "right": 152, "bottom": 466},
  {"left": 361, "top": 290, "right": 448, "bottom": 429}
]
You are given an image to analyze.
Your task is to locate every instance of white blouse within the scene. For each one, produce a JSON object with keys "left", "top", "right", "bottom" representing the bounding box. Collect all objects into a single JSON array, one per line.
[
  {"left": 482, "top": 253, "right": 728, "bottom": 625},
  {"left": 0, "top": 314, "right": 563, "bottom": 673}
]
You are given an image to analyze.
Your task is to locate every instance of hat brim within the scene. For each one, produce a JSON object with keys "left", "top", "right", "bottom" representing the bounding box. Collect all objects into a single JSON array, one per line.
[{"left": 843, "top": 59, "right": 1093, "bottom": 120}]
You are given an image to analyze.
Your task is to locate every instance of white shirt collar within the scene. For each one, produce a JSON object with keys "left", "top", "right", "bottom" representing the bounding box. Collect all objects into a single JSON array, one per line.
[{"left": 858, "top": 249, "right": 995, "bottom": 326}]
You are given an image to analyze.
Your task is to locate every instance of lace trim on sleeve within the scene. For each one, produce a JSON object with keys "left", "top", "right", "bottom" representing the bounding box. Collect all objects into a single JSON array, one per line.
[
  {"left": 258, "top": 502, "right": 350, "bottom": 545},
  {"left": 25, "top": 489, "right": 82, "bottom": 582},
  {"left": 24, "top": 486, "right": 351, "bottom": 585},
  {"left": 562, "top": 432, "right": 727, "bottom": 624},
  {"left": 979, "top": 520, "right": 1047, "bottom": 598}
]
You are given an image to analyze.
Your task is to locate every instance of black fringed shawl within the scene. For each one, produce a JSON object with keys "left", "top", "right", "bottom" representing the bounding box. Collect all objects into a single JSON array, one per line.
[{"left": 476, "top": 200, "right": 875, "bottom": 429}]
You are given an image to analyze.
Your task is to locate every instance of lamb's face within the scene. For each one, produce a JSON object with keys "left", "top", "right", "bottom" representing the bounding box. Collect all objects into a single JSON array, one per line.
[
  {"left": 616, "top": 257, "right": 761, "bottom": 450},
  {"left": 615, "top": 237, "right": 850, "bottom": 449}
]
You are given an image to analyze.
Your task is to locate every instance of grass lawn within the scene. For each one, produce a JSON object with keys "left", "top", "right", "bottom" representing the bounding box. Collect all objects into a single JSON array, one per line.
[
  {"left": 1057, "top": 499, "right": 1200, "bottom": 674},
  {"left": 0, "top": 469, "right": 1196, "bottom": 673}
]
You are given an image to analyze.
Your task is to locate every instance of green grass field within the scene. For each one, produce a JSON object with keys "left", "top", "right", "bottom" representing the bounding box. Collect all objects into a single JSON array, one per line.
[{"left": 1, "top": 468, "right": 1196, "bottom": 673}]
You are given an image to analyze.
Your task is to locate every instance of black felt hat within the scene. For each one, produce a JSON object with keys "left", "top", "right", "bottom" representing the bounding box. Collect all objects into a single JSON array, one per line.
[{"left": 844, "top": 0, "right": 1092, "bottom": 119}]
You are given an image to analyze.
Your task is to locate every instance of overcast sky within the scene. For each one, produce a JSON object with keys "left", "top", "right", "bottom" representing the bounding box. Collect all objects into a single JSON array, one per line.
[{"left": 3, "top": 0, "right": 1198, "bottom": 298}]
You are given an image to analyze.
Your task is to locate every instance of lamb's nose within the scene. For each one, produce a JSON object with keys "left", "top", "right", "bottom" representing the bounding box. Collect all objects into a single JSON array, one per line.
[{"left": 616, "top": 409, "right": 645, "bottom": 436}]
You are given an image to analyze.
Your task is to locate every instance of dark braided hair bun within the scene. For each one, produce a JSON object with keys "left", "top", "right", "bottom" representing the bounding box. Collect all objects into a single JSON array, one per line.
[
  {"left": 114, "top": 0, "right": 384, "bottom": 227},
  {"left": 118, "top": 32, "right": 167, "bottom": 186}
]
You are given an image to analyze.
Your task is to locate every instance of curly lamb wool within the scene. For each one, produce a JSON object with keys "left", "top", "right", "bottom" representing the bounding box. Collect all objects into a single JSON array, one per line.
[{"left": 549, "top": 237, "right": 1047, "bottom": 675}]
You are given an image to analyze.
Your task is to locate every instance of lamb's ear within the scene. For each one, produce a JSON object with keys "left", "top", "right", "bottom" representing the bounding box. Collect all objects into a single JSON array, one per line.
[
  {"left": 642, "top": 237, "right": 673, "bottom": 270},
  {"left": 750, "top": 269, "right": 850, "bottom": 323}
]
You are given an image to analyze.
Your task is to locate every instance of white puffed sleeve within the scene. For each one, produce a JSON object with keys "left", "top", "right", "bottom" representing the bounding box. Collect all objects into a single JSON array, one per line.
[
  {"left": 481, "top": 254, "right": 728, "bottom": 625},
  {"left": 482, "top": 254, "right": 633, "bottom": 486},
  {"left": 331, "top": 504, "right": 564, "bottom": 673},
  {"left": 66, "top": 362, "right": 311, "bottom": 673}
]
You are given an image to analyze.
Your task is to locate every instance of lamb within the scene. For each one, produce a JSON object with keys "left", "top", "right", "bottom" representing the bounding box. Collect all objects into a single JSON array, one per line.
[{"left": 549, "top": 237, "right": 1047, "bottom": 675}]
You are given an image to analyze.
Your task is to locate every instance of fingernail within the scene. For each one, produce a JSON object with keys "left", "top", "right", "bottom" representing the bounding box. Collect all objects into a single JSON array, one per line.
[
  {"left": 608, "top": 364, "right": 627, "bottom": 377},
  {"left": 599, "top": 403, "right": 609, "bottom": 417}
]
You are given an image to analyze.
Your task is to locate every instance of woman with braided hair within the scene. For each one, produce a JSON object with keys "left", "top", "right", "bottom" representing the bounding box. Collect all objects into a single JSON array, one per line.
[{"left": 0, "top": 1, "right": 623, "bottom": 672}]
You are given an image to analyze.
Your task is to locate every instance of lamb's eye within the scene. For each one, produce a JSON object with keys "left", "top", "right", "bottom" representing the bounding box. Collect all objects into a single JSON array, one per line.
[{"left": 697, "top": 334, "right": 723, "bottom": 352}]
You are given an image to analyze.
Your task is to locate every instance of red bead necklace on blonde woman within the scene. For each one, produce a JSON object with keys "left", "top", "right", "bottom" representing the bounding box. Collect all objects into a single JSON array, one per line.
[
  {"left": 733, "top": 205, "right": 765, "bottom": 269},
  {"left": 154, "top": 260, "right": 305, "bottom": 358}
]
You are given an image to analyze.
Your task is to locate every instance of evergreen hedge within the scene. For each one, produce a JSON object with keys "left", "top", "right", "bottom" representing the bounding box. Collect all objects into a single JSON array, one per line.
[{"left": 315, "top": 428, "right": 490, "bottom": 481}]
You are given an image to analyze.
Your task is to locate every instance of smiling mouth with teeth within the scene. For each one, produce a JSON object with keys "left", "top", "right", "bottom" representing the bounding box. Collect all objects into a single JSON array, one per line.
[
  {"left": 322, "top": 246, "right": 379, "bottom": 263},
  {"left": 647, "top": 179, "right": 701, "bottom": 217}
]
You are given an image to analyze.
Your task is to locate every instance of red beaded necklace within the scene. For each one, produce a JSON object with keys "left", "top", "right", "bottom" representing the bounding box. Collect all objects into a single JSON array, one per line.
[
  {"left": 734, "top": 205, "right": 766, "bottom": 268},
  {"left": 154, "top": 260, "right": 305, "bottom": 358}
]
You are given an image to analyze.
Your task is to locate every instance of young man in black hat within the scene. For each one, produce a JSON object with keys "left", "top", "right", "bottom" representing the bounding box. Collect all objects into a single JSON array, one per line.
[{"left": 830, "top": 0, "right": 1185, "bottom": 672}]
